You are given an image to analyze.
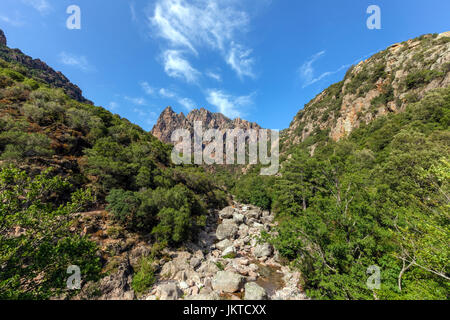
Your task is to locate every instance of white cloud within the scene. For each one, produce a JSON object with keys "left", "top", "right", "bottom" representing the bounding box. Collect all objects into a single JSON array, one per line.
[
  {"left": 158, "top": 87, "right": 196, "bottom": 111},
  {"left": 227, "top": 42, "right": 255, "bottom": 79},
  {"left": 159, "top": 88, "right": 176, "bottom": 98},
  {"left": 205, "top": 71, "right": 221, "bottom": 82},
  {"left": 21, "top": 0, "right": 51, "bottom": 15},
  {"left": 206, "top": 89, "right": 254, "bottom": 119},
  {"left": 140, "top": 81, "right": 155, "bottom": 95},
  {"left": 125, "top": 96, "right": 147, "bottom": 105},
  {"left": 298, "top": 50, "right": 325, "bottom": 87},
  {"left": 178, "top": 97, "right": 196, "bottom": 111},
  {"left": 0, "top": 14, "right": 25, "bottom": 27},
  {"left": 149, "top": 0, "right": 256, "bottom": 79},
  {"left": 299, "top": 50, "right": 378, "bottom": 88},
  {"left": 130, "top": 2, "right": 137, "bottom": 22},
  {"left": 59, "top": 52, "right": 94, "bottom": 72},
  {"left": 163, "top": 50, "right": 200, "bottom": 83}
]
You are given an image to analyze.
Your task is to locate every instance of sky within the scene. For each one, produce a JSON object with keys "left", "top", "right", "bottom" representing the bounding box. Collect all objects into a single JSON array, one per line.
[{"left": 0, "top": 0, "right": 449, "bottom": 131}]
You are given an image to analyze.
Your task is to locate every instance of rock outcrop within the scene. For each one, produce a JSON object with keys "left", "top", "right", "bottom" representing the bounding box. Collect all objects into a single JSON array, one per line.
[
  {"left": 0, "top": 29, "right": 6, "bottom": 46},
  {"left": 0, "top": 28, "right": 92, "bottom": 104}
]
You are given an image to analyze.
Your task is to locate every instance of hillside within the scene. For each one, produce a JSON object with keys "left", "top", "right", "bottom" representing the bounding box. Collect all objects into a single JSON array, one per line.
[
  {"left": 0, "top": 29, "right": 228, "bottom": 299},
  {"left": 233, "top": 33, "right": 450, "bottom": 300},
  {"left": 283, "top": 31, "right": 450, "bottom": 152}
]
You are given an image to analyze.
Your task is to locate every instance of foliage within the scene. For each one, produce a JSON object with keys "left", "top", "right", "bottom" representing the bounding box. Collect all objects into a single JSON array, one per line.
[
  {"left": 0, "top": 166, "right": 101, "bottom": 299},
  {"left": 131, "top": 256, "right": 156, "bottom": 296},
  {"left": 240, "top": 87, "right": 450, "bottom": 300}
]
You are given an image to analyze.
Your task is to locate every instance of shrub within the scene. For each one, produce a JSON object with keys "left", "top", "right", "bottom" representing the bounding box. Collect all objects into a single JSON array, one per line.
[{"left": 131, "top": 257, "right": 156, "bottom": 296}]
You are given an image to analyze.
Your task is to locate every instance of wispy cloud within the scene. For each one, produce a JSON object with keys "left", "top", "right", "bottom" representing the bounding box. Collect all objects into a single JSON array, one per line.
[
  {"left": 149, "top": 0, "right": 256, "bottom": 80},
  {"left": 159, "top": 88, "right": 176, "bottom": 98},
  {"left": 59, "top": 52, "right": 94, "bottom": 72},
  {"left": 205, "top": 71, "right": 221, "bottom": 82},
  {"left": 227, "top": 42, "right": 255, "bottom": 79},
  {"left": 140, "top": 81, "right": 155, "bottom": 95},
  {"left": 125, "top": 96, "right": 147, "bottom": 106},
  {"left": 157, "top": 87, "right": 196, "bottom": 111},
  {"left": 206, "top": 89, "right": 254, "bottom": 118},
  {"left": 299, "top": 50, "right": 379, "bottom": 88},
  {"left": 163, "top": 50, "right": 200, "bottom": 83},
  {"left": 298, "top": 50, "right": 326, "bottom": 88},
  {"left": 178, "top": 97, "right": 196, "bottom": 111},
  {"left": 0, "top": 14, "right": 25, "bottom": 27},
  {"left": 21, "top": 0, "right": 52, "bottom": 15}
]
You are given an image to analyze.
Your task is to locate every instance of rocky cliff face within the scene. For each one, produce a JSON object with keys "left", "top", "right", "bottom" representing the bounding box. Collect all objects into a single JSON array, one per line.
[
  {"left": 151, "top": 107, "right": 261, "bottom": 144},
  {"left": 283, "top": 31, "right": 450, "bottom": 149},
  {"left": 0, "top": 29, "right": 92, "bottom": 104},
  {"left": 0, "top": 30, "right": 6, "bottom": 46}
]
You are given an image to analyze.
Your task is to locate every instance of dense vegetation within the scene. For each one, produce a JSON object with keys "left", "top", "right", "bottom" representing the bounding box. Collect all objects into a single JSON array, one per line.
[
  {"left": 0, "top": 56, "right": 226, "bottom": 298},
  {"left": 235, "top": 87, "right": 449, "bottom": 299}
]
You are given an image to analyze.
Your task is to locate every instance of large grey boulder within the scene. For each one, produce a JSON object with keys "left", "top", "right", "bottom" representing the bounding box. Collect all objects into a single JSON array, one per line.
[
  {"left": 156, "top": 283, "right": 181, "bottom": 300},
  {"left": 246, "top": 209, "right": 261, "bottom": 219},
  {"left": 222, "top": 246, "right": 236, "bottom": 257},
  {"left": 216, "top": 222, "right": 238, "bottom": 240},
  {"left": 244, "top": 282, "right": 267, "bottom": 300},
  {"left": 253, "top": 243, "right": 273, "bottom": 258},
  {"left": 212, "top": 271, "right": 245, "bottom": 293},
  {"left": 219, "top": 207, "right": 235, "bottom": 219},
  {"left": 233, "top": 213, "right": 245, "bottom": 224},
  {"left": 216, "top": 239, "right": 233, "bottom": 251}
]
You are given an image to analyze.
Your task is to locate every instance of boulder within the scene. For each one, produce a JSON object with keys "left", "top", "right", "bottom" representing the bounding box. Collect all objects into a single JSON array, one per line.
[
  {"left": 219, "top": 207, "right": 235, "bottom": 219},
  {"left": 216, "top": 222, "right": 238, "bottom": 240},
  {"left": 254, "top": 243, "right": 273, "bottom": 258},
  {"left": 244, "top": 282, "right": 267, "bottom": 300},
  {"left": 247, "top": 209, "right": 261, "bottom": 219},
  {"left": 216, "top": 239, "right": 233, "bottom": 251},
  {"left": 212, "top": 271, "right": 245, "bottom": 293},
  {"left": 233, "top": 213, "right": 245, "bottom": 224},
  {"left": 157, "top": 282, "right": 181, "bottom": 300},
  {"left": 222, "top": 246, "right": 236, "bottom": 258}
]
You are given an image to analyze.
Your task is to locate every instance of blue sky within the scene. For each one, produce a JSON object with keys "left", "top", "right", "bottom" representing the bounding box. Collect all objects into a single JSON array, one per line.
[{"left": 0, "top": 0, "right": 449, "bottom": 131}]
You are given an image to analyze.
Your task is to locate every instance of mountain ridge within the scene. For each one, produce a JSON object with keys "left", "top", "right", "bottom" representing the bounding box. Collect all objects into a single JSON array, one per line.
[
  {"left": 151, "top": 106, "right": 262, "bottom": 144},
  {"left": 0, "top": 29, "right": 92, "bottom": 105}
]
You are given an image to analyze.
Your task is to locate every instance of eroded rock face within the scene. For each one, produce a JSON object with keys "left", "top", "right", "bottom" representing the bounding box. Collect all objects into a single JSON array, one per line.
[
  {"left": 0, "top": 29, "right": 6, "bottom": 46},
  {"left": 97, "top": 259, "right": 135, "bottom": 300},
  {"left": 212, "top": 271, "right": 244, "bottom": 293}
]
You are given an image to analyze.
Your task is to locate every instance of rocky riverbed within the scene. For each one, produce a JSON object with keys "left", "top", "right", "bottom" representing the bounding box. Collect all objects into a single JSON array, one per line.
[{"left": 141, "top": 202, "right": 307, "bottom": 300}]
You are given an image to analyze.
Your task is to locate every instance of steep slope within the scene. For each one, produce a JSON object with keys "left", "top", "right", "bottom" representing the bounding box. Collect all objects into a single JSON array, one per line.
[
  {"left": 283, "top": 31, "right": 450, "bottom": 151},
  {"left": 151, "top": 106, "right": 261, "bottom": 144},
  {"left": 0, "top": 29, "right": 91, "bottom": 104}
]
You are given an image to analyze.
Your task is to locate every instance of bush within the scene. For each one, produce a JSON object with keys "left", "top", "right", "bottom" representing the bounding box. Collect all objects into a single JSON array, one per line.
[{"left": 131, "top": 257, "right": 156, "bottom": 296}]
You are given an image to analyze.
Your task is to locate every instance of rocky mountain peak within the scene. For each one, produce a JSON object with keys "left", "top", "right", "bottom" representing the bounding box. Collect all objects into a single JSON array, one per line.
[
  {"left": 151, "top": 107, "right": 262, "bottom": 144},
  {"left": 0, "top": 29, "right": 6, "bottom": 46}
]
